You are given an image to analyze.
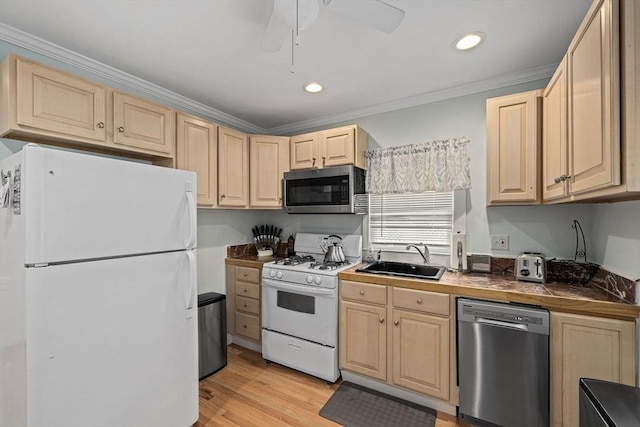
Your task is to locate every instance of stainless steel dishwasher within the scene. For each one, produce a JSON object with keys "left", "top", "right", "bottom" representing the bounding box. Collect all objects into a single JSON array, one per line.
[{"left": 458, "top": 298, "right": 549, "bottom": 427}]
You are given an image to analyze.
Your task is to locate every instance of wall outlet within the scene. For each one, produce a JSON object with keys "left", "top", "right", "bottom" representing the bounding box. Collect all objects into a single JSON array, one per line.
[{"left": 491, "top": 235, "right": 509, "bottom": 250}]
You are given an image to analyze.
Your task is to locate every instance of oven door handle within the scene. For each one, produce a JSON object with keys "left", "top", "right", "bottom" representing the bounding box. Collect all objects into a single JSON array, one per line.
[{"left": 262, "top": 279, "right": 336, "bottom": 296}]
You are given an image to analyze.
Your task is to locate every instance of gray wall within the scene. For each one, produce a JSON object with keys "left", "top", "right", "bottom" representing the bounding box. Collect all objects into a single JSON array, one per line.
[{"left": 1, "top": 40, "right": 639, "bottom": 296}]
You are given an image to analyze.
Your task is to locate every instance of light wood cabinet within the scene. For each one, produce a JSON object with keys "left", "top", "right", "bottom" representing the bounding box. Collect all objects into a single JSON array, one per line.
[
  {"left": 486, "top": 90, "right": 542, "bottom": 205},
  {"left": 249, "top": 135, "right": 289, "bottom": 208},
  {"left": 550, "top": 312, "right": 636, "bottom": 427},
  {"left": 290, "top": 125, "right": 368, "bottom": 170},
  {"left": 218, "top": 126, "right": 249, "bottom": 207},
  {"left": 176, "top": 113, "right": 217, "bottom": 206},
  {"left": 225, "top": 265, "right": 262, "bottom": 343},
  {"left": 339, "top": 280, "right": 451, "bottom": 402},
  {"left": 112, "top": 91, "right": 175, "bottom": 156},
  {"left": 10, "top": 57, "right": 107, "bottom": 142},
  {"left": 339, "top": 300, "right": 387, "bottom": 381},
  {"left": 0, "top": 55, "right": 175, "bottom": 165},
  {"left": 567, "top": 0, "right": 620, "bottom": 196},
  {"left": 543, "top": 55, "right": 570, "bottom": 202}
]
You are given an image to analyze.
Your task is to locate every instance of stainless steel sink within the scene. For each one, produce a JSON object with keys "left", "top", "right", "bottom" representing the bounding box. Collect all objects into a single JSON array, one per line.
[{"left": 355, "top": 261, "right": 446, "bottom": 280}]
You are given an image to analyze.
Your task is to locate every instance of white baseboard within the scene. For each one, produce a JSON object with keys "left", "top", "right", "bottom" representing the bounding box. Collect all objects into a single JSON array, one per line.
[
  {"left": 341, "top": 371, "right": 457, "bottom": 416},
  {"left": 227, "top": 334, "right": 262, "bottom": 353}
]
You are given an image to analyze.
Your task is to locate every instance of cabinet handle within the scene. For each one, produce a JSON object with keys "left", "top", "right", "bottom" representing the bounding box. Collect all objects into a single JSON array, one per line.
[
  {"left": 244, "top": 303, "right": 248, "bottom": 308},
  {"left": 322, "top": 156, "right": 326, "bottom": 166},
  {"left": 312, "top": 157, "right": 316, "bottom": 166},
  {"left": 117, "top": 126, "right": 124, "bottom": 133},
  {"left": 554, "top": 174, "right": 571, "bottom": 184},
  {"left": 359, "top": 290, "right": 365, "bottom": 295},
  {"left": 220, "top": 194, "right": 226, "bottom": 199},
  {"left": 379, "top": 318, "right": 384, "bottom": 323},
  {"left": 243, "top": 289, "right": 248, "bottom": 293},
  {"left": 97, "top": 122, "right": 105, "bottom": 129},
  {"left": 394, "top": 320, "right": 399, "bottom": 326},
  {"left": 243, "top": 272, "right": 249, "bottom": 277},
  {"left": 416, "top": 298, "right": 422, "bottom": 304}
]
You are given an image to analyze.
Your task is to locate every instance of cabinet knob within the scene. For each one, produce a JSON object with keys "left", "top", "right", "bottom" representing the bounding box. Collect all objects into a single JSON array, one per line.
[
  {"left": 379, "top": 318, "right": 384, "bottom": 323},
  {"left": 117, "top": 126, "right": 124, "bottom": 133},
  {"left": 243, "top": 289, "right": 248, "bottom": 293},
  {"left": 359, "top": 290, "right": 365, "bottom": 295},
  {"left": 243, "top": 324, "right": 247, "bottom": 329},
  {"left": 394, "top": 320, "right": 399, "bottom": 326},
  {"left": 554, "top": 174, "right": 571, "bottom": 183},
  {"left": 243, "top": 272, "right": 249, "bottom": 277},
  {"left": 244, "top": 303, "right": 248, "bottom": 308},
  {"left": 97, "top": 122, "right": 105, "bottom": 129},
  {"left": 416, "top": 298, "right": 422, "bottom": 304},
  {"left": 220, "top": 194, "right": 226, "bottom": 199},
  {"left": 322, "top": 156, "right": 326, "bottom": 166},
  {"left": 312, "top": 157, "right": 316, "bottom": 166}
]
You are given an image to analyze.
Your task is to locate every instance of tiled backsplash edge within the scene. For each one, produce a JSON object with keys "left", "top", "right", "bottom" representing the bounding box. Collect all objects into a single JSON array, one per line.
[{"left": 485, "top": 256, "right": 636, "bottom": 304}]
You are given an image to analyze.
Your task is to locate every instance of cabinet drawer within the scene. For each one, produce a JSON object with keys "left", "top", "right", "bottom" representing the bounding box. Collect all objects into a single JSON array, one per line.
[
  {"left": 236, "top": 295, "right": 260, "bottom": 315},
  {"left": 235, "top": 312, "right": 261, "bottom": 341},
  {"left": 235, "top": 281, "right": 260, "bottom": 299},
  {"left": 236, "top": 266, "right": 259, "bottom": 283},
  {"left": 341, "top": 280, "right": 387, "bottom": 305},
  {"left": 392, "top": 287, "right": 449, "bottom": 316}
]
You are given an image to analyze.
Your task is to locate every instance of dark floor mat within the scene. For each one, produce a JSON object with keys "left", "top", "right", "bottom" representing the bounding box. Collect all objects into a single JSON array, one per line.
[{"left": 319, "top": 382, "right": 437, "bottom": 427}]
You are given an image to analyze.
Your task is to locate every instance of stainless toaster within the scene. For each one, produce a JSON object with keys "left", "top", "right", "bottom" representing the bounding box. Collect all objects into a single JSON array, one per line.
[{"left": 515, "top": 252, "right": 546, "bottom": 283}]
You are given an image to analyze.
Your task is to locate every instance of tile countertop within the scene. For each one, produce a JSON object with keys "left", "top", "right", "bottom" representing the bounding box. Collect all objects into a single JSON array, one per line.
[{"left": 339, "top": 264, "right": 640, "bottom": 321}]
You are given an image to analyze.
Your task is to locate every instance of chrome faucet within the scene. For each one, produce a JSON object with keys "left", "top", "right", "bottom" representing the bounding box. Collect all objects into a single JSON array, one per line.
[{"left": 406, "top": 244, "right": 430, "bottom": 264}]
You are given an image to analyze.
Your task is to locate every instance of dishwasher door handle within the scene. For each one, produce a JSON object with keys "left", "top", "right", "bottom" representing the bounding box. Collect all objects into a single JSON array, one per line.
[{"left": 476, "top": 317, "right": 529, "bottom": 331}]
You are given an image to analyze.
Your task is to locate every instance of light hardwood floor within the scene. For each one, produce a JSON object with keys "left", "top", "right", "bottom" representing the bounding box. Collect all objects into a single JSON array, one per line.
[{"left": 197, "top": 344, "right": 467, "bottom": 427}]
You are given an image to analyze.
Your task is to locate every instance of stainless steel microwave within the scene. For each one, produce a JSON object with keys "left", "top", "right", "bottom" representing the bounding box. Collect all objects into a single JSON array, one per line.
[{"left": 283, "top": 165, "right": 366, "bottom": 214}]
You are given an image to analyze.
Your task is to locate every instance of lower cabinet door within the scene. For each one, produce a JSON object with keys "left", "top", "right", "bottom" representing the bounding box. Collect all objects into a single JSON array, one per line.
[
  {"left": 392, "top": 309, "right": 449, "bottom": 400},
  {"left": 339, "top": 300, "right": 387, "bottom": 381}
]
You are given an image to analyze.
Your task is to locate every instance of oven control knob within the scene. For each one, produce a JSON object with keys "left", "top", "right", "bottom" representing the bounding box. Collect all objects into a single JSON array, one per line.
[
  {"left": 306, "top": 275, "right": 313, "bottom": 284},
  {"left": 276, "top": 271, "right": 283, "bottom": 279},
  {"left": 314, "top": 276, "right": 322, "bottom": 285},
  {"left": 269, "top": 269, "right": 276, "bottom": 278}
]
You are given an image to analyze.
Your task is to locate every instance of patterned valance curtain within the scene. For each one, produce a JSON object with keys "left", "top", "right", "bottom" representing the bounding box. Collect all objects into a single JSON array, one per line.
[{"left": 365, "top": 137, "right": 471, "bottom": 193}]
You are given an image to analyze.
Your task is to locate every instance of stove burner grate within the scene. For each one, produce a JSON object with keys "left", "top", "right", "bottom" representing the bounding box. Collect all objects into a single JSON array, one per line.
[
  {"left": 274, "top": 255, "right": 316, "bottom": 266},
  {"left": 308, "top": 260, "right": 351, "bottom": 270}
]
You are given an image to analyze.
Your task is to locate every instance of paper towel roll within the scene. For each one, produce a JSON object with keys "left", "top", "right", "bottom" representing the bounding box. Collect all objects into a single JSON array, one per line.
[{"left": 450, "top": 233, "right": 467, "bottom": 271}]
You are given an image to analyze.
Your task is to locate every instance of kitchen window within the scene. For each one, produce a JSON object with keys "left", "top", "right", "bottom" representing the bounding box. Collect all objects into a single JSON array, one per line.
[{"left": 364, "top": 190, "right": 466, "bottom": 261}]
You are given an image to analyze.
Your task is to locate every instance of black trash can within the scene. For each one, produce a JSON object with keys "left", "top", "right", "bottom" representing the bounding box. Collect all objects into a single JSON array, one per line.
[{"left": 197, "top": 292, "right": 227, "bottom": 379}]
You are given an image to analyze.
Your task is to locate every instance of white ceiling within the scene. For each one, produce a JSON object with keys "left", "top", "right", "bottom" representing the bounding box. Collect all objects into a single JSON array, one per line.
[{"left": 0, "top": 0, "right": 592, "bottom": 134}]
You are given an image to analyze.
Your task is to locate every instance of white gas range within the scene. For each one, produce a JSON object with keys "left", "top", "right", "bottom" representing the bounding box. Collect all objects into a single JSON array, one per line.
[{"left": 261, "top": 233, "right": 362, "bottom": 383}]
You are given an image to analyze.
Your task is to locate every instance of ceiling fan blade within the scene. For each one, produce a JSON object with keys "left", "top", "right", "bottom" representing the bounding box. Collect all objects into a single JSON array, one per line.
[
  {"left": 261, "top": 10, "right": 290, "bottom": 52},
  {"left": 326, "top": 0, "right": 405, "bottom": 33}
]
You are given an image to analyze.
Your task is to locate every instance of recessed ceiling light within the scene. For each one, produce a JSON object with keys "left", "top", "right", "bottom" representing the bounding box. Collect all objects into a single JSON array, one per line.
[
  {"left": 454, "top": 32, "right": 485, "bottom": 51},
  {"left": 304, "top": 82, "right": 323, "bottom": 93}
]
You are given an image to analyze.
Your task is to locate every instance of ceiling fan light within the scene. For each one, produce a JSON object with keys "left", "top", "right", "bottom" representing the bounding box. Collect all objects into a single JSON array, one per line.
[
  {"left": 454, "top": 32, "right": 485, "bottom": 50},
  {"left": 304, "top": 82, "right": 324, "bottom": 93},
  {"left": 274, "top": 0, "right": 320, "bottom": 30}
]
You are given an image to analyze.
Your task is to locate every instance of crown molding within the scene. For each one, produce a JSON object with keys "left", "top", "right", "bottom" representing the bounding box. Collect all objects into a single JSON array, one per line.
[
  {"left": 2, "top": 23, "right": 555, "bottom": 136},
  {"left": 265, "top": 63, "right": 557, "bottom": 134},
  {"left": 0, "top": 23, "right": 264, "bottom": 134}
]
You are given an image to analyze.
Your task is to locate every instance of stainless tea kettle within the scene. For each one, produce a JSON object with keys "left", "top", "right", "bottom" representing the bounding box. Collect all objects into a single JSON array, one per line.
[{"left": 321, "top": 235, "right": 346, "bottom": 263}]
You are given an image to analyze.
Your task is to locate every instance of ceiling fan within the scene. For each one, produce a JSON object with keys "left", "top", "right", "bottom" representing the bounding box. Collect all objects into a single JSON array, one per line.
[{"left": 261, "top": 0, "right": 406, "bottom": 52}]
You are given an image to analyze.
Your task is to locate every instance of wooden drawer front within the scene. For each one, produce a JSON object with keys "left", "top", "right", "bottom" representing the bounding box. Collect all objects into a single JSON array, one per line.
[
  {"left": 235, "top": 281, "right": 260, "bottom": 299},
  {"left": 236, "top": 295, "right": 260, "bottom": 315},
  {"left": 392, "top": 287, "right": 449, "bottom": 316},
  {"left": 235, "top": 312, "right": 261, "bottom": 341},
  {"left": 236, "top": 266, "right": 259, "bottom": 283},
  {"left": 341, "top": 280, "right": 387, "bottom": 305}
]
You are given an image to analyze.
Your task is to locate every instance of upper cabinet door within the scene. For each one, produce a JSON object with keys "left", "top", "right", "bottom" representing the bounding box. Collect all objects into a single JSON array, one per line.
[
  {"left": 249, "top": 135, "right": 290, "bottom": 208},
  {"left": 218, "top": 126, "right": 249, "bottom": 207},
  {"left": 290, "top": 132, "right": 319, "bottom": 170},
  {"left": 16, "top": 58, "right": 106, "bottom": 141},
  {"left": 567, "top": 0, "right": 620, "bottom": 195},
  {"left": 113, "top": 91, "right": 175, "bottom": 156},
  {"left": 321, "top": 126, "right": 355, "bottom": 168},
  {"left": 176, "top": 113, "right": 217, "bottom": 206},
  {"left": 543, "top": 56, "right": 570, "bottom": 202},
  {"left": 486, "top": 90, "right": 542, "bottom": 205}
]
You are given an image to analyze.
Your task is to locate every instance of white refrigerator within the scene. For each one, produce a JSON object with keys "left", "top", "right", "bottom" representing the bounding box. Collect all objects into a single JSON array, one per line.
[{"left": 0, "top": 145, "right": 199, "bottom": 427}]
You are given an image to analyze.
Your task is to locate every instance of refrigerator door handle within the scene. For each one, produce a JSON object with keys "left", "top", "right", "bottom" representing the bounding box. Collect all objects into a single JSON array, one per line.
[
  {"left": 184, "top": 250, "right": 197, "bottom": 318},
  {"left": 186, "top": 189, "right": 196, "bottom": 249}
]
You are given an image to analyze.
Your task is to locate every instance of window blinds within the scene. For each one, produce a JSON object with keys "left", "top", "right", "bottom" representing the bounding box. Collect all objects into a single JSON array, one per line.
[{"left": 368, "top": 192, "right": 454, "bottom": 255}]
